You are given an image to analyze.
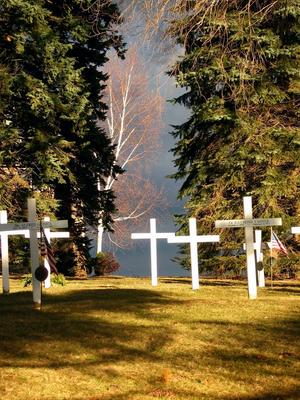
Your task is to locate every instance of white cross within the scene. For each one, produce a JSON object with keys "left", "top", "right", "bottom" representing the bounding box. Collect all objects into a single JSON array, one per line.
[
  {"left": 215, "top": 196, "right": 281, "bottom": 299},
  {"left": 243, "top": 230, "right": 265, "bottom": 287},
  {"left": 291, "top": 227, "right": 300, "bottom": 234},
  {"left": 0, "top": 213, "right": 69, "bottom": 293},
  {"left": 0, "top": 199, "right": 68, "bottom": 308},
  {"left": 131, "top": 218, "right": 175, "bottom": 286},
  {"left": 167, "top": 218, "right": 219, "bottom": 290}
]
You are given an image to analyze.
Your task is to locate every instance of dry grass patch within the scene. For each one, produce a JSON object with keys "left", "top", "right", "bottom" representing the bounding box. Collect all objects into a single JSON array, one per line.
[{"left": 0, "top": 276, "right": 299, "bottom": 400}]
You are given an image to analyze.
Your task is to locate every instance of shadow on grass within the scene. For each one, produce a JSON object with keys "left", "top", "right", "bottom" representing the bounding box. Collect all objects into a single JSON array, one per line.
[
  {"left": 201, "top": 279, "right": 247, "bottom": 287},
  {"left": 0, "top": 283, "right": 299, "bottom": 399},
  {"left": 268, "top": 287, "right": 300, "bottom": 295},
  {"left": 220, "top": 389, "right": 300, "bottom": 400},
  {"left": 81, "top": 387, "right": 300, "bottom": 400},
  {"left": 265, "top": 281, "right": 300, "bottom": 295},
  {"left": 159, "top": 277, "right": 191, "bottom": 285},
  {"left": 159, "top": 277, "right": 247, "bottom": 287},
  {"left": 0, "top": 288, "right": 182, "bottom": 370}
]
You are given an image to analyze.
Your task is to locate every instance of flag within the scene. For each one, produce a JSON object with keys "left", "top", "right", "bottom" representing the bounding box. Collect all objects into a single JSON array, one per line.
[
  {"left": 40, "top": 224, "right": 59, "bottom": 275},
  {"left": 269, "top": 231, "right": 288, "bottom": 255}
]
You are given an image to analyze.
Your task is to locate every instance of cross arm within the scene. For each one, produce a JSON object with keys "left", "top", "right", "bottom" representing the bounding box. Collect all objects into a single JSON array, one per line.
[
  {"left": 168, "top": 235, "right": 219, "bottom": 244},
  {"left": 131, "top": 233, "right": 151, "bottom": 239}
]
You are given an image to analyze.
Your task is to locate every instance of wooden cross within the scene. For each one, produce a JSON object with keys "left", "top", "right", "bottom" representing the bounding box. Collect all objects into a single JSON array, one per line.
[
  {"left": 167, "top": 218, "right": 219, "bottom": 290},
  {"left": 215, "top": 196, "right": 281, "bottom": 299},
  {"left": 131, "top": 218, "right": 175, "bottom": 286},
  {"left": 0, "top": 199, "right": 68, "bottom": 308},
  {"left": 0, "top": 213, "right": 69, "bottom": 293}
]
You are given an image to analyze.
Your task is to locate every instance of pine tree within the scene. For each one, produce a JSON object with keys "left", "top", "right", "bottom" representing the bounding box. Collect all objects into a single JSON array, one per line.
[
  {"left": 0, "top": 0, "right": 125, "bottom": 274},
  {"left": 169, "top": 1, "right": 300, "bottom": 272}
]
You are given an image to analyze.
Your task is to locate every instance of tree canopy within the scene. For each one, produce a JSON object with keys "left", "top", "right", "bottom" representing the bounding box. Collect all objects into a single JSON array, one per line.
[
  {"left": 168, "top": 1, "right": 300, "bottom": 270},
  {"left": 0, "top": 0, "right": 125, "bottom": 273}
]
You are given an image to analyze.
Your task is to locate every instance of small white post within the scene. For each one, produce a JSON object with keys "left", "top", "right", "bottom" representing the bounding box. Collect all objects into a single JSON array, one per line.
[
  {"left": 27, "top": 198, "right": 41, "bottom": 308},
  {"left": 243, "top": 230, "right": 265, "bottom": 287},
  {"left": 150, "top": 219, "right": 158, "bottom": 286},
  {"left": 43, "top": 217, "right": 51, "bottom": 289},
  {"left": 168, "top": 218, "right": 219, "bottom": 290},
  {"left": 0, "top": 211, "right": 9, "bottom": 294},
  {"left": 131, "top": 218, "right": 175, "bottom": 286},
  {"left": 255, "top": 230, "right": 265, "bottom": 287},
  {"left": 243, "top": 197, "right": 257, "bottom": 299},
  {"left": 190, "top": 218, "right": 200, "bottom": 290},
  {"left": 291, "top": 227, "right": 300, "bottom": 234}
]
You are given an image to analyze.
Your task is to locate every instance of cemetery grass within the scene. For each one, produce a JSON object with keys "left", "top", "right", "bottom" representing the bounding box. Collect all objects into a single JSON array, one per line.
[{"left": 0, "top": 277, "right": 299, "bottom": 400}]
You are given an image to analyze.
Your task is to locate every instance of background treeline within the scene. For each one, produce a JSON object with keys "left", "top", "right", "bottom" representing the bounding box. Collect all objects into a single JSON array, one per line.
[{"left": 1, "top": 0, "right": 299, "bottom": 278}]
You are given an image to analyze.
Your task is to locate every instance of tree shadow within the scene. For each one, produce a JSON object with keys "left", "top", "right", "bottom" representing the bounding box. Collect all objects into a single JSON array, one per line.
[
  {"left": 0, "top": 283, "right": 299, "bottom": 399},
  {"left": 267, "top": 287, "right": 300, "bottom": 295},
  {"left": 265, "top": 281, "right": 300, "bottom": 295},
  {"left": 219, "top": 388, "right": 300, "bottom": 400},
  {"left": 0, "top": 288, "right": 182, "bottom": 371},
  {"left": 159, "top": 277, "right": 191, "bottom": 285},
  {"left": 201, "top": 279, "right": 247, "bottom": 287},
  {"left": 159, "top": 277, "right": 248, "bottom": 287},
  {"left": 81, "top": 387, "right": 300, "bottom": 400}
]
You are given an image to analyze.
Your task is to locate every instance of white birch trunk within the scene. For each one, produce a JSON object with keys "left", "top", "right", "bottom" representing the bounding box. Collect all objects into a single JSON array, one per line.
[{"left": 97, "top": 223, "right": 104, "bottom": 254}]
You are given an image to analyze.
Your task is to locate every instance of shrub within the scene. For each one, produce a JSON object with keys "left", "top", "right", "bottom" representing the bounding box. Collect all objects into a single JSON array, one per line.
[
  {"left": 202, "top": 255, "right": 246, "bottom": 278},
  {"left": 21, "top": 273, "right": 66, "bottom": 287},
  {"left": 264, "top": 254, "right": 300, "bottom": 278},
  {"left": 51, "top": 274, "right": 66, "bottom": 286},
  {"left": 21, "top": 274, "right": 32, "bottom": 287},
  {"left": 89, "top": 252, "right": 120, "bottom": 276}
]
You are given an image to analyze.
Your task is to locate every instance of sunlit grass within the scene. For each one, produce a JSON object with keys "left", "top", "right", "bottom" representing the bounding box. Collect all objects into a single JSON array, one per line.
[{"left": 0, "top": 276, "right": 299, "bottom": 400}]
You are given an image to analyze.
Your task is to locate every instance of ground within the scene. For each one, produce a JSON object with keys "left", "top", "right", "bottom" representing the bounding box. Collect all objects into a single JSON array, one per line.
[{"left": 0, "top": 276, "right": 299, "bottom": 400}]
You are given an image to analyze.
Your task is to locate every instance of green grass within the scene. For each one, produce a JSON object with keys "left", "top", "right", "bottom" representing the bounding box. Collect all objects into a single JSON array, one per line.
[{"left": 0, "top": 276, "right": 299, "bottom": 400}]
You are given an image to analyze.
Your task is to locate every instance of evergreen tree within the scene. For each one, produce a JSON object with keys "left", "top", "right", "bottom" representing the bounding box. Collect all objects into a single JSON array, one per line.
[
  {"left": 0, "top": 0, "right": 125, "bottom": 274},
  {"left": 169, "top": 1, "right": 300, "bottom": 272}
]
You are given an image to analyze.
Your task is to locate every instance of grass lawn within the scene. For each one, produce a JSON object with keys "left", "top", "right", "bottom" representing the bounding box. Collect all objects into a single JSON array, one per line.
[{"left": 0, "top": 276, "right": 299, "bottom": 400}]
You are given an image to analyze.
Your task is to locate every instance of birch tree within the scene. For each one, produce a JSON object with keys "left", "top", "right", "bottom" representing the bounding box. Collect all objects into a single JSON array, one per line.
[{"left": 91, "top": 47, "right": 165, "bottom": 255}]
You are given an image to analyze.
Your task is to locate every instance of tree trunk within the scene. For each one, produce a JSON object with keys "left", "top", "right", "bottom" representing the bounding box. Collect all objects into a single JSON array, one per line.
[{"left": 97, "top": 223, "right": 104, "bottom": 254}]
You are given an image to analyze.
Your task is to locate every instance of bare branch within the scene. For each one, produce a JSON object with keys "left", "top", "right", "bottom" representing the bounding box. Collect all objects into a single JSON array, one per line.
[{"left": 94, "top": 46, "right": 167, "bottom": 252}]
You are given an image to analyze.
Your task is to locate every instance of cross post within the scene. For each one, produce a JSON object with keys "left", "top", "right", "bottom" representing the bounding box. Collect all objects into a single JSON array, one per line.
[
  {"left": 131, "top": 218, "right": 175, "bottom": 286},
  {"left": 244, "top": 197, "right": 257, "bottom": 299},
  {"left": 168, "top": 218, "right": 219, "bottom": 290},
  {"left": 0, "top": 211, "right": 9, "bottom": 294},
  {"left": 244, "top": 230, "right": 265, "bottom": 287},
  {"left": 255, "top": 230, "right": 265, "bottom": 288},
  {"left": 28, "top": 199, "right": 41, "bottom": 308}
]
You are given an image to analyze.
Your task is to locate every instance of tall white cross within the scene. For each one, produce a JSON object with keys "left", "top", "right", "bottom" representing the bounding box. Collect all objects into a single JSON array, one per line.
[
  {"left": 0, "top": 213, "right": 69, "bottom": 293},
  {"left": 215, "top": 196, "right": 281, "bottom": 299},
  {"left": 243, "top": 230, "right": 265, "bottom": 287},
  {"left": 0, "top": 199, "right": 68, "bottom": 308},
  {"left": 168, "top": 218, "right": 219, "bottom": 290},
  {"left": 131, "top": 218, "right": 175, "bottom": 286},
  {"left": 291, "top": 227, "right": 300, "bottom": 234}
]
